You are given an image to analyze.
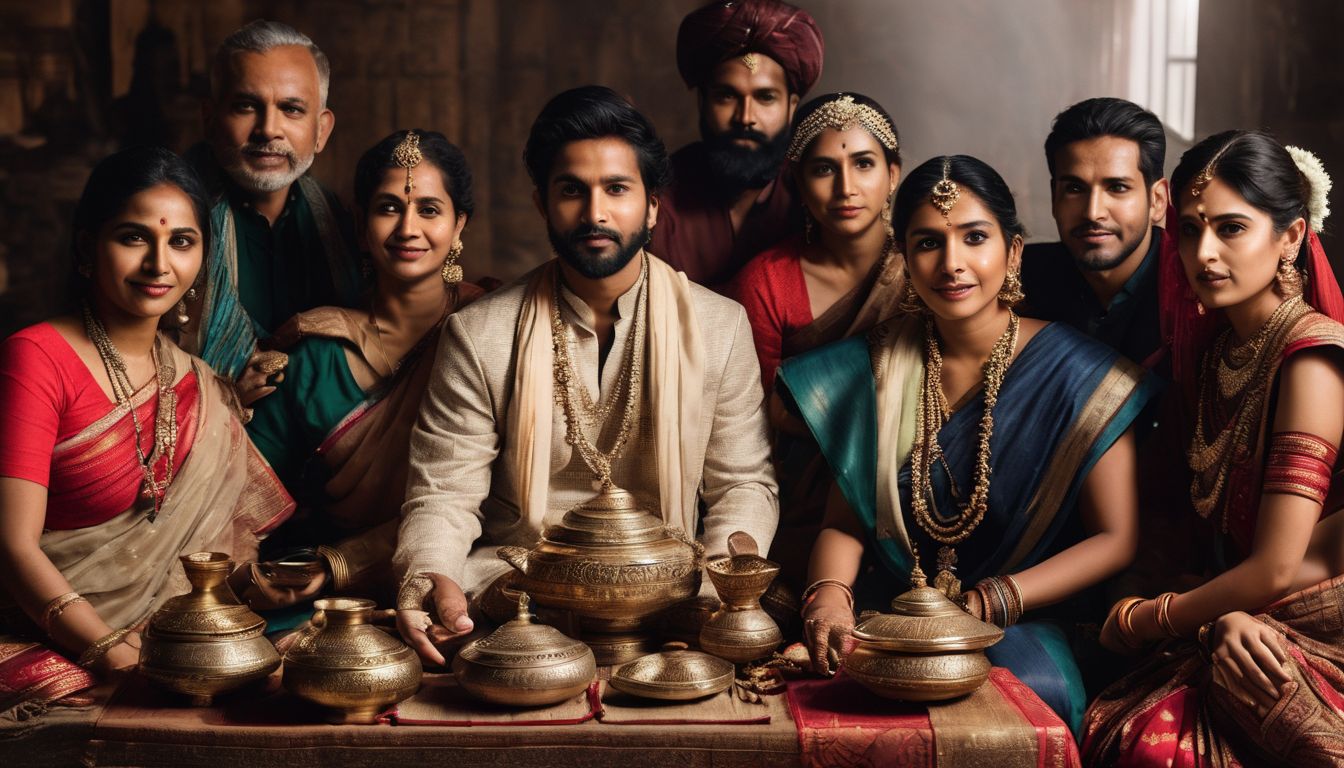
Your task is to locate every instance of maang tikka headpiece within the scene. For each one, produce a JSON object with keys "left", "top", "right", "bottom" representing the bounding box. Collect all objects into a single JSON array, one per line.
[
  {"left": 1190, "top": 139, "right": 1233, "bottom": 199},
  {"left": 930, "top": 157, "right": 960, "bottom": 226},
  {"left": 786, "top": 94, "right": 900, "bottom": 162},
  {"left": 392, "top": 131, "right": 423, "bottom": 204}
]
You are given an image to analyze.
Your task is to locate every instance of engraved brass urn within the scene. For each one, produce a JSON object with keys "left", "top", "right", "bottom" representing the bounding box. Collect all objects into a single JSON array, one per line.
[
  {"left": 497, "top": 485, "right": 704, "bottom": 663},
  {"left": 699, "top": 532, "right": 782, "bottom": 663},
  {"left": 281, "top": 598, "right": 423, "bottom": 723},
  {"left": 139, "top": 552, "right": 281, "bottom": 705},
  {"left": 453, "top": 593, "right": 596, "bottom": 707},
  {"left": 845, "top": 567, "right": 1003, "bottom": 702}
]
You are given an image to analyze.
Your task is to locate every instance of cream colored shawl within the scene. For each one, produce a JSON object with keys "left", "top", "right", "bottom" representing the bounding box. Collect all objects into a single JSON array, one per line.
[
  {"left": 869, "top": 312, "right": 925, "bottom": 555},
  {"left": 504, "top": 254, "right": 705, "bottom": 533}
]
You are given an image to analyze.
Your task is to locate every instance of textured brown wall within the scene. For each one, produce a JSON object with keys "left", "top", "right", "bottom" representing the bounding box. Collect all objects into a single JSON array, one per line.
[{"left": 3, "top": 0, "right": 1344, "bottom": 337}]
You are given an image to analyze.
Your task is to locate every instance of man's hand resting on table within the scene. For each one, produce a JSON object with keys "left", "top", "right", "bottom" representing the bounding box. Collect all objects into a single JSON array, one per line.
[{"left": 397, "top": 572, "right": 475, "bottom": 666}]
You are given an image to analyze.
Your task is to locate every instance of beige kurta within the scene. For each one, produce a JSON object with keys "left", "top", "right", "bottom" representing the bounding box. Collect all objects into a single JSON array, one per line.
[{"left": 394, "top": 262, "right": 779, "bottom": 593}]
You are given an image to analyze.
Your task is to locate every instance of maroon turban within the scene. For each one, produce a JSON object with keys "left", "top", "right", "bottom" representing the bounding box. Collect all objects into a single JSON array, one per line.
[{"left": 676, "top": 0, "right": 824, "bottom": 96}]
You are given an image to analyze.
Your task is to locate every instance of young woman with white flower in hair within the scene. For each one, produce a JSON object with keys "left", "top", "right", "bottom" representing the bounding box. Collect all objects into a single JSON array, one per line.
[{"left": 1084, "top": 130, "right": 1344, "bottom": 766}]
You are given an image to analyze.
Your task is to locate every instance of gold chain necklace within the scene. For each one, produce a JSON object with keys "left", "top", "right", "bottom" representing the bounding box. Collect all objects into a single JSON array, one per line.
[
  {"left": 368, "top": 292, "right": 454, "bottom": 378},
  {"left": 83, "top": 306, "right": 178, "bottom": 521},
  {"left": 551, "top": 256, "right": 648, "bottom": 487},
  {"left": 1189, "top": 295, "right": 1309, "bottom": 526},
  {"left": 909, "top": 311, "right": 1019, "bottom": 598}
]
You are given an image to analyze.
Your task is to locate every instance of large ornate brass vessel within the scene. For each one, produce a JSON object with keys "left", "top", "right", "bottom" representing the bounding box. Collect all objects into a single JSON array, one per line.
[
  {"left": 845, "top": 567, "right": 1003, "bottom": 702},
  {"left": 281, "top": 598, "right": 423, "bottom": 723},
  {"left": 453, "top": 593, "right": 596, "bottom": 707},
  {"left": 138, "top": 552, "right": 280, "bottom": 705},
  {"left": 699, "top": 532, "right": 782, "bottom": 663},
  {"left": 497, "top": 486, "right": 704, "bottom": 621}
]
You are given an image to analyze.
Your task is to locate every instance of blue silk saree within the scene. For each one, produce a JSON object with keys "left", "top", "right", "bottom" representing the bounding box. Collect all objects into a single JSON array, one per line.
[{"left": 778, "top": 319, "right": 1156, "bottom": 734}]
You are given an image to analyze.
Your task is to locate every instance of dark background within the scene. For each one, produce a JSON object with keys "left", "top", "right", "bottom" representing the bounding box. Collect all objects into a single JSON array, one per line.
[{"left": 2, "top": 0, "right": 1341, "bottom": 338}]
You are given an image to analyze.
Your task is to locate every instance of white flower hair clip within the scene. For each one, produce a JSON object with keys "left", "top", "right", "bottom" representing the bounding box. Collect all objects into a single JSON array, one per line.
[{"left": 1286, "top": 145, "right": 1331, "bottom": 232}]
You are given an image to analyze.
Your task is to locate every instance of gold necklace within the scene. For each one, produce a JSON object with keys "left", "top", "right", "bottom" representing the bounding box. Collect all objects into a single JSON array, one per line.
[
  {"left": 83, "top": 306, "right": 178, "bottom": 521},
  {"left": 1189, "top": 295, "right": 1309, "bottom": 527},
  {"left": 369, "top": 291, "right": 455, "bottom": 378},
  {"left": 909, "top": 311, "right": 1019, "bottom": 598},
  {"left": 551, "top": 255, "right": 648, "bottom": 487}
]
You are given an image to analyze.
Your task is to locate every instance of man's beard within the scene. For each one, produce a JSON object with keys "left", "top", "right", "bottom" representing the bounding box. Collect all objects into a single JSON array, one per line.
[
  {"left": 219, "top": 140, "right": 314, "bottom": 194},
  {"left": 549, "top": 221, "right": 649, "bottom": 280},
  {"left": 700, "top": 120, "right": 790, "bottom": 197},
  {"left": 1070, "top": 221, "right": 1150, "bottom": 272}
]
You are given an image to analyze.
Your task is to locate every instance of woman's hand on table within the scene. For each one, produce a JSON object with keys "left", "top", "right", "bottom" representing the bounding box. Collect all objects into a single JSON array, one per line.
[
  {"left": 802, "top": 591, "right": 854, "bottom": 676},
  {"left": 97, "top": 630, "right": 142, "bottom": 675},
  {"left": 397, "top": 573, "right": 473, "bottom": 666}
]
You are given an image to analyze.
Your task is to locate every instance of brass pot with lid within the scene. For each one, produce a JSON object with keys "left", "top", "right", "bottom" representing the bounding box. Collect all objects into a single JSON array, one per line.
[
  {"left": 845, "top": 567, "right": 1003, "bottom": 702},
  {"left": 497, "top": 485, "right": 704, "bottom": 623},
  {"left": 138, "top": 552, "right": 281, "bottom": 705},
  {"left": 608, "top": 642, "right": 735, "bottom": 701},
  {"left": 699, "top": 532, "right": 783, "bottom": 663},
  {"left": 281, "top": 598, "right": 423, "bottom": 723},
  {"left": 452, "top": 593, "right": 596, "bottom": 707}
]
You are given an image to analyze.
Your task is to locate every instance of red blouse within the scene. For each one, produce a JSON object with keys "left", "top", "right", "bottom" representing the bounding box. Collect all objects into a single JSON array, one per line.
[
  {"left": 729, "top": 236, "right": 814, "bottom": 391},
  {"left": 0, "top": 323, "right": 198, "bottom": 529}
]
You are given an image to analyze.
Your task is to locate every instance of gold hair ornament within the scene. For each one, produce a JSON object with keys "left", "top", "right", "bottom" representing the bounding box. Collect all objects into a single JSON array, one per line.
[
  {"left": 930, "top": 157, "right": 960, "bottom": 226},
  {"left": 1189, "top": 139, "right": 1234, "bottom": 198},
  {"left": 392, "top": 131, "right": 423, "bottom": 203},
  {"left": 741, "top": 52, "right": 760, "bottom": 73},
  {"left": 785, "top": 94, "right": 900, "bottom": 162}
]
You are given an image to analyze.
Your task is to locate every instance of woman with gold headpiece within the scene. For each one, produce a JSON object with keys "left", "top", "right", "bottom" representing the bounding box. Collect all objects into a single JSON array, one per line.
[
  {"left": 779, "top": 155, "right": 1154, "bottom": 735},
  {"left": 1083, "top": 132, "right": 1344, "bottom": 766},
  {"left": 0, "top": 147, "right": 293, "bottom": 715},
  {"left": 244, "top": 130, "right": 484, "bottom": 603},
  {"left": 730, "top": 91, "right": 902, "bottom": 590}
]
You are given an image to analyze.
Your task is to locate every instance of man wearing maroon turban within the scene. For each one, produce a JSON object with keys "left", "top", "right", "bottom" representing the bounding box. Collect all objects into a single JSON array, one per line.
[{"left": 650, "top": 0, "right": 824, "bottom": 289}]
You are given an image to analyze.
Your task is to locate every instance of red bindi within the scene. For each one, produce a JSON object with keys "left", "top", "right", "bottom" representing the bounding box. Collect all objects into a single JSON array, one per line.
[{"left": 160, "top": 218, "right": 167, "bottom": 225}]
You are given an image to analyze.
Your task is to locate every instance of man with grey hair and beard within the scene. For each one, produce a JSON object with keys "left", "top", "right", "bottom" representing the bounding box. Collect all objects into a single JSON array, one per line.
[{"left": 182, "top": 19, "right": 362, "bottom": 404}]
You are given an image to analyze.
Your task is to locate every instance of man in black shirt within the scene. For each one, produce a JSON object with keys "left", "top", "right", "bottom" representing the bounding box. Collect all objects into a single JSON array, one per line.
[{"left": 1021, "top": 98, "right": 1168, "bottom": 368}]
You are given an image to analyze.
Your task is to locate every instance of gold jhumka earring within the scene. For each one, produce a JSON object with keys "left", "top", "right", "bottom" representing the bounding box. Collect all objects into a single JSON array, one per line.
[
  {"left": 1277, "top": 247, "right": 1304, "bottom": 297},
  {"left": 930, "top": 157, "right": 960, "bottom": 227},
  {"left": 442, "top": 240, "right": 464, "bottom": 285}
]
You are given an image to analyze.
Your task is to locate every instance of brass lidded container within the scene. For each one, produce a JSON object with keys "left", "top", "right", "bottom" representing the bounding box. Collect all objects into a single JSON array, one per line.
[
  {"left": 139, "top": 552, "right": 281, "bottom": 705},
  {"left": 281, "top": 598, "right": 423, "bottom": 723},
  {"left": 497, "top": 486, "right": 704, "bottom": 621},
  {"left": 845, "top": 567, "right": 1003, "bottom": 702},
  {"left": 609, "top": 642, "right": 735, "bottom": 701},
  {"left": 453, "top": 593, "right": 596, "bottom": 707},
  {"left": 699, "top": 532, "right": 783, "bottom": 663}
]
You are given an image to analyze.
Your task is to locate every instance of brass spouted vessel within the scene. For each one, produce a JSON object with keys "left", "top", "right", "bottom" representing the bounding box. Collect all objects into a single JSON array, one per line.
[
  {"left": 699, "top": 532, "right": 782, "bottom": 663},
  {"left": 139, "top": 552, "right": 280, "bottom": 705},
  {"left": 845, "top": 566, "right": 1003, "bottom": 702},
  {"left": 453, "top": 593, "right": 596, "bottom": 707},
  {"left": 281, "top": 598, "right": 423, "bottom": 723},
  {"left": 497, "top": 485, "right": 703, "bottom": 663}
]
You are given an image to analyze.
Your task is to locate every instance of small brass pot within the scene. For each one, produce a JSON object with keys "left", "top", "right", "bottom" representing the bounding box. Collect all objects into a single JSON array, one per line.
[
  {"left": 845, "top": 567, "right": 1003, "bottom": 702},
  {"left": 698, "top": 534, "right": 782, "bottom": 663},
  {"left": 453, "top": 593, "right": 596, "bottom": 707},
  {"left": 281, "top": 598, "right": 423, "bottom": 724},
  {"left": 138, "top": 552, "right": 280, "bottom": 706}
]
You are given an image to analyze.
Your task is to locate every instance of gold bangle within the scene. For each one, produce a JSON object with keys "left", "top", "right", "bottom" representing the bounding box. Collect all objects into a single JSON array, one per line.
[
  {"left": 40, "top": 592, "right": 87, "bottom": 634},
  {"left": 1114, "top": 596, "right": 1145, "bottom": 647},
  {"left": 1003, "top": 574, "right": 1025, "bottom": 625},
  {"left": 800, "top": 578, "right": 854, "bottom": 613},
  {"left": 1155, "top": 592, "right": 1180, "bottom": 638},
  {"left": 316, "top": 545, "right": 350, "bottom": 592},
  {"left": 77, "top": 628, "right": 132, "bottom": 668},
  {"left": 1197, "top": 621, "right": 1214, "bottom": 651}
]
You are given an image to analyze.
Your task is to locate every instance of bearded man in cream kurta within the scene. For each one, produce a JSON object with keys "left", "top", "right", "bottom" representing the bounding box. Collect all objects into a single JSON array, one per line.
[{"left": 393, "top": 86, "right": 778, "bottom": 664}]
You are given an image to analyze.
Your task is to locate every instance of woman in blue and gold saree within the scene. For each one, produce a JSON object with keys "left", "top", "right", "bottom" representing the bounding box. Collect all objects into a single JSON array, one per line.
[{"left": 780, "top": 155, "right": 1155, "bottom": 736}]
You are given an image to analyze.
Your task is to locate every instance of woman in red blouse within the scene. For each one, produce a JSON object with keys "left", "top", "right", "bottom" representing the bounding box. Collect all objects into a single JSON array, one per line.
[
  {"left": 0, "top": 147, "right": 292, "bottom": 714},
  {"left": 730, "top": 92, "right": 903, "bottom": 587}
]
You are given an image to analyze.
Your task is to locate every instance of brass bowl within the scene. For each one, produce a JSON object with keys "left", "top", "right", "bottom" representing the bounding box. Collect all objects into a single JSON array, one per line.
[
  {"left": 282, "top": 598, "right": 423, "bottom": 723},
  {"left": 845, "top": 644, "right": 992, "bottom": 702},
  {"left": 497, "top": 486, "right": 703, "bottom": 623},
  {"left": 609, "top": 643, "right": 735, "bottom": 701},
  {"left": 453, "top": 593, "right": 596, "bottom": 707},
  {"left": 138, "top": 552, "right": 280, "bottom": 705}
]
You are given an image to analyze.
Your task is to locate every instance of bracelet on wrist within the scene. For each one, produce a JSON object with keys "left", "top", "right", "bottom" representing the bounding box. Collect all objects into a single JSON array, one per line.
[{"left": 77, "top": 627, "right": 132, "bottom": 668}]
